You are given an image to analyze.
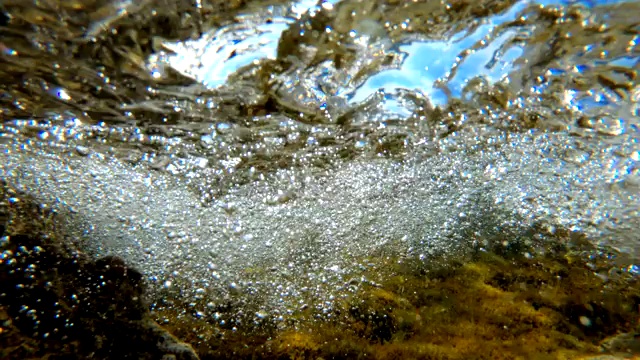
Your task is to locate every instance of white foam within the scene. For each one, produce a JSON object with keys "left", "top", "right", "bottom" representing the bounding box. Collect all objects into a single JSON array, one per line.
[{"left": 1, "top": 128, "right": 638, "bottom": 317}]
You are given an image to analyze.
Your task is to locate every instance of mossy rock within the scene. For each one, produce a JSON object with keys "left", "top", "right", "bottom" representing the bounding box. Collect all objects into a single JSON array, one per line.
[{"left": 147, "top": 226, "right": 639, "bottom": 360}]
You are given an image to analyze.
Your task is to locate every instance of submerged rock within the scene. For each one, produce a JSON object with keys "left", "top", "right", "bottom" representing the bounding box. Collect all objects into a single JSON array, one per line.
[{"left": 0, "top": 181, "right": 199, "bottom": 360}]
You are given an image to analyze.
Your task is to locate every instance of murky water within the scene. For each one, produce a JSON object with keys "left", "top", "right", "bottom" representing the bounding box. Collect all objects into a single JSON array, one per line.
[{"left": 1, "top": 0, "right": 639, "bottom": 357}]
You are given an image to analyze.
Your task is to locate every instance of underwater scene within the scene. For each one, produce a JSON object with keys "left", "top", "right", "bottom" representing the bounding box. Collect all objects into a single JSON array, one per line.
[{"left": 0, "top": 0, "right": 639, "bottom": 358}]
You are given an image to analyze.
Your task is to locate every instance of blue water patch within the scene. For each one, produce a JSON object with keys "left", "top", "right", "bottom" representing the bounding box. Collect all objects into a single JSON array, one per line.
[{"left": 347, "top": 1, "right": 530, "bottom": 109}]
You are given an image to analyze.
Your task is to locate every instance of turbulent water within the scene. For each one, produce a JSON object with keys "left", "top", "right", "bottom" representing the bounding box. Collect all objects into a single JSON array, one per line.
[{"left": 1, "top": 0, "right": 639, "bottom": 320}]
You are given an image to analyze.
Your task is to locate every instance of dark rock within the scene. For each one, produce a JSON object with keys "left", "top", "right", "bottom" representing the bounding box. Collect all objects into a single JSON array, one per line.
[{"left": 0, "top": 181, "right": 199, "bottom": 360}]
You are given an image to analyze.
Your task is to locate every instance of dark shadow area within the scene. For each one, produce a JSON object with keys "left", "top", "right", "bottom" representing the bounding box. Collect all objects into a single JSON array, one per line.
[{"left": 0, "top": 181, "right": 199, "bottom": 360}]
